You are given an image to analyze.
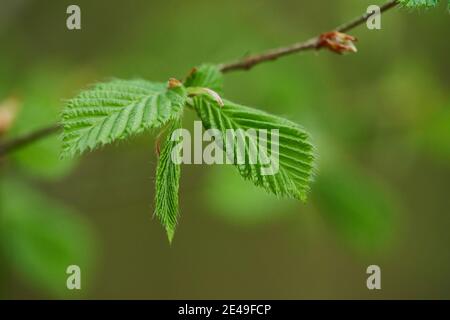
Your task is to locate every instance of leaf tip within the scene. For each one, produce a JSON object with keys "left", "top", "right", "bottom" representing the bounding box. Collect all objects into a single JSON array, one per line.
[{"left": 166, "top": 227, "right": 175, "bottom": 244}]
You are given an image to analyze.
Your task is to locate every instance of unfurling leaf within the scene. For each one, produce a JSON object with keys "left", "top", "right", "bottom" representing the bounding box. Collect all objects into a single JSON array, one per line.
[
  {"left": 61, "top": 79, "right": 187, "bottom": 158},
  {"left": 193, "top": 97, "right": 315, "bottom": 201},
  {"left": 184, "top": 64, "right": 224, "bottom": 94},
  {"left": 187, "top": 87, "right": 224, "bottom": 107},
  {"left": 154, "top": 119, "right": 182, "bottom": 243}
]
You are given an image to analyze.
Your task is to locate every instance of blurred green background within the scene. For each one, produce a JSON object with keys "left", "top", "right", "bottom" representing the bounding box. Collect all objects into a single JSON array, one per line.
[{"left": 0, "top": 0, "right": 449, "bottom": 299}]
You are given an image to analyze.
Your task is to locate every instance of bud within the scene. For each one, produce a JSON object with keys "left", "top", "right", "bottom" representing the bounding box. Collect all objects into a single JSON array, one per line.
[
  {"left": 317, "top": 31, "right": 358, "bottom": 54},
  {"left": 168, "top": 78, "right": 182, "bottom": 89}
]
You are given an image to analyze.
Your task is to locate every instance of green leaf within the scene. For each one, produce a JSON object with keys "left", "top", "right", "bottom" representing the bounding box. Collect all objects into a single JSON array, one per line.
[
  {"left": 184, "top": 64, "right": 224, "bottom": 94},
  {"left": 61, "top": 79, "right": 187, "bottom": 158},
  {"left": 193, "top": 97, "right": 315, "bottom": 201},
  {"left": 0, "top": 178, "right": 96, "bottom": 297},
  {"left": 154, "top": 118, "right": 183, "bottom": 243},
  {"left": 398, "top": 0, "right": 441, "bottom": 8}
]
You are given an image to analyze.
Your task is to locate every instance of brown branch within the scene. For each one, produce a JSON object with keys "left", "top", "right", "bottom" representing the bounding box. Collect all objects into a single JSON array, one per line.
[
  {"left": 0, "top": 0, "right": 399, "bottom": 157},
  {"left": 219, "top": 0, "right": 399, "bottom": 72},
  {"left": 336, "top": 0, "right": 399, "bottom": 33},
  {"left": 0, "top": 123, "right": 60, "bottom": 156}
]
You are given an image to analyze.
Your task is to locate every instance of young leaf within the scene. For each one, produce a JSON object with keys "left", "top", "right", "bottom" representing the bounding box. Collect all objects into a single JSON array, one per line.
[
  {"left": 61, "top": 79, "right": 186, "bottom": 158},
  {"left": 154, "top": 118, "right": 183, "bottom": 243},
  {"left": 398, "top": 0, "right": 441, "bottom": 8},
  {"left": 184, "top": 64, "right": 224, "bottom": 94},
  {"left": 193, "top": 97, "right": 315, "bottom": 201}
]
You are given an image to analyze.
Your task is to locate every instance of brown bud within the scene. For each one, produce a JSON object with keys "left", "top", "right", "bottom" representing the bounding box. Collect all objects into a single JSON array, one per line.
[
  {"left": 317, "top": 31, "right": 358, "bottom": 54},
  {"left": 168, "top": 78, "right": 182, "bottom": 89}
]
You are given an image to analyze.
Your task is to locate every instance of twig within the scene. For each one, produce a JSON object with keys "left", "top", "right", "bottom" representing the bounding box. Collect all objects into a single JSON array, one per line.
[
  {"left": 336, "top": 0, "right": 399, "bottom": 33},
  {"left": 0, "top": 124, "right": 60, "bottom": 156},
  {"left": 219, "top": 0, "right": 399, "bottom": 72},
  {"left": 0, "top": 0, "right": 399, "bottom": 157}
]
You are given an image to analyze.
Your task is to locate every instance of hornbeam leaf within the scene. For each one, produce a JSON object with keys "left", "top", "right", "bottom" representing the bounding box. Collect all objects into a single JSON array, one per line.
[
  {"left": 184, "top": 64, "right": 224, "bottom": 94},
  {"left": 154, "top": 119, "right": 182, "bottom": 243},
  {"left": 398, "top": 0, "right": 441, "bottom": 8},
  {"left": 193, "top": 97, "right": 315, "bottom": 201},
  {"left": 61, "top": 79, "right": 186, "bottom": 158}
]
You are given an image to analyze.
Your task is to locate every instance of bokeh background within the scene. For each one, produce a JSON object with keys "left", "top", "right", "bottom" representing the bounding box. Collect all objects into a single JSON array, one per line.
[{"left": 0, "top": 0, "right": 449, "bottom": 299}]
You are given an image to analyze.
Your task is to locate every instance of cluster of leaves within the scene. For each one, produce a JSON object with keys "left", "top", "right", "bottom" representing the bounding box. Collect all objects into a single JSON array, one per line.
[
  {"left": 61, "top": 64, "right": 315, "bottom": 242},
  {"left": 398, "top": 0, "right": 449, "bottom": 9}
]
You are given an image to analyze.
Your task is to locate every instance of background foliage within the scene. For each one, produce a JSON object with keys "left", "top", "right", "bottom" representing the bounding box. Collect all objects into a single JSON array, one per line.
[{"left": 0, "top": 0, "right": 449, "bottom": 298}]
